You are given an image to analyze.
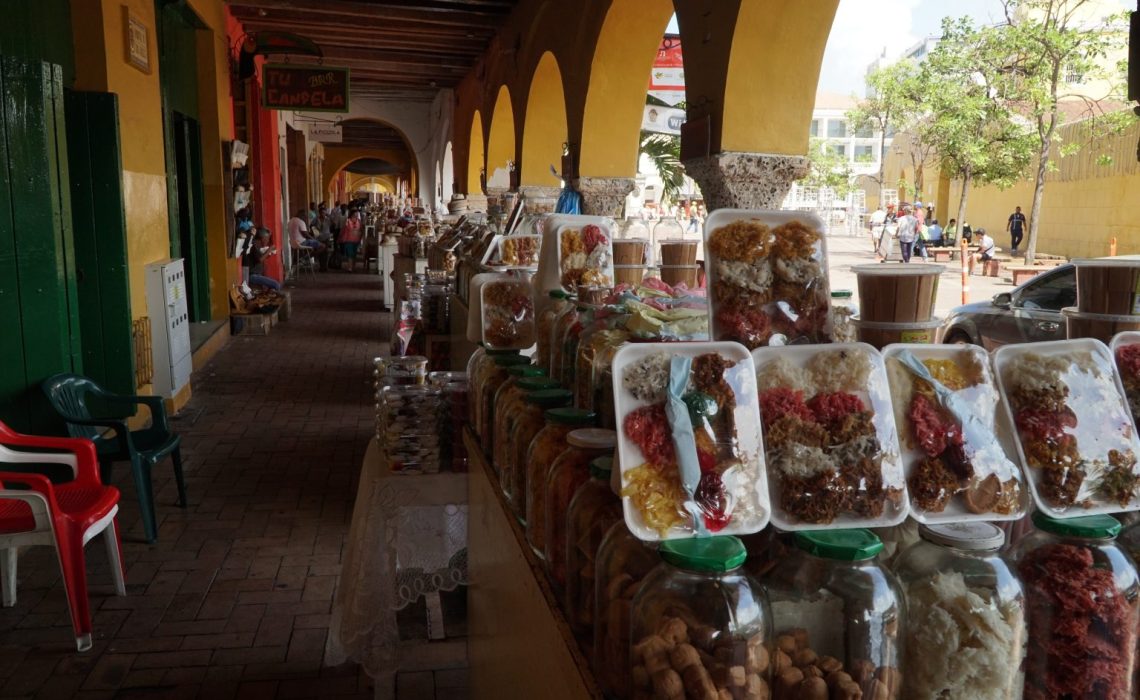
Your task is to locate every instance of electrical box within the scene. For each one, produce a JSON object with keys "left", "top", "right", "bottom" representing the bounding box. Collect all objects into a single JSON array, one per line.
[{"left": 144, "top": 259, "right": 192, "bottom": 398}]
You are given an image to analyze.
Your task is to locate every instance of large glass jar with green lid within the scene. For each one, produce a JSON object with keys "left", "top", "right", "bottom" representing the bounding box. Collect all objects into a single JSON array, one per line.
[
  {"left": 564, "top": 456, "right": 622, "bottom": 644},
  {"left": 592, "top": 521, "right": 659, "bottom": 700},
  {"left": 466, "top": 347, "right": 519, "bottom": 439},
  {"left": 1011, "top": 512, "right": 1139, "bottom": 700},
  {"left": 892, "top": 522, "right": 1026, "bottom": 700},
  {"left": 557, "top": 304, "right": 593, "bottom": 390},
  {"left": 491, "top": 366, "right": 548, "bottom": 478},
  {"left": 519, "top": 407, "right": 596, "bottom": 529},
  {"left": 548, "top": 302, "right": 579, "bottom": 384},
  {"left": 543, "top": 430, "right": 616, "bottom": 594},
  {"left": 629, "top": 536, "right": 771, "bottom": 700},
  {"left": 477, "top": 354, "right": 530, "bottom": 457},
  {"left": 537, "top": 290, "right": 571, "bottom": 373},
  {"left": 761, "top": 529, "right": 904, "bottom": 700},
  {"left": 500, "top": 386, "right": 570, "bottom": 515}
]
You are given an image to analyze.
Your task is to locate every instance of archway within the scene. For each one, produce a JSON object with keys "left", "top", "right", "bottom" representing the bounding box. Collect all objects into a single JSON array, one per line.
[
  {"left": 485, "top": 85, "right": 515, "bottom": 190},
  {"left": 579, "top": 0, "right": 674, "bottom": 178},
  {"left": 721, "top": 0, "right": 838, "bottom": 154},
  {"left": 441, "top": 141, "right": 455, "bottom": 203},
  {"left": 322, "top": 118, "right": 418, "bottom": 197},
  {"left": 435, "top": 161, "right": 443, "bottom": 208},
  {"left": 468, "top": 110, "right": 485, "bottom": 195},
  {"left": 520, "top": 52, "right": 567, "bottom": 188}
]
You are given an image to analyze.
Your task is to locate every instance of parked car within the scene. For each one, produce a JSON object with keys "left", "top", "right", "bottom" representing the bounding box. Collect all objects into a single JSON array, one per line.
[{"left": 942, "top": 264, "right": 1075, "bottom": 349}]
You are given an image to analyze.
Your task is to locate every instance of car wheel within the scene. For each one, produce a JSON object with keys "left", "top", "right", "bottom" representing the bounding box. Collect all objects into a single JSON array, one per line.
[{"left": 943, "top": 329, "right": 975, "bottom": 346}]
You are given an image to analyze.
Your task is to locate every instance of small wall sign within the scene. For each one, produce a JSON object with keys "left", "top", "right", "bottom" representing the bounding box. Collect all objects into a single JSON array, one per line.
[{"left": 124, "top": 7, "right": 150, "bottom": 74}]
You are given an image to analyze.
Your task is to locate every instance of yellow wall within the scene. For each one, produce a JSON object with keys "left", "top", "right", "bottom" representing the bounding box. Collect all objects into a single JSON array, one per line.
[
  {"left": 467, "top": 110, "right": 485, "bottom": 194},
  {"left": 485, "top": 85, "right": 516, "bottom": 189},
  {"left": 71, "top": 0, "right": 235, "bottom": 323},
  {"left": 519, "top": 52, "right": 566, "bottom": 187}
]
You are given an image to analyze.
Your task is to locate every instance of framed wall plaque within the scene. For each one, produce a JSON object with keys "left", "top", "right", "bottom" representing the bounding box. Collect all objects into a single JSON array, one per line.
[{"left": 124, "top": 7, "right": 151, "bottom": 74}]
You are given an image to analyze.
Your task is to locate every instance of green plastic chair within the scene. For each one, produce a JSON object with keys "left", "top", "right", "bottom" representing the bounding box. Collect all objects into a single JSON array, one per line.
[{"left": 42, "top": 374, "right": 186, "bottom": 543}]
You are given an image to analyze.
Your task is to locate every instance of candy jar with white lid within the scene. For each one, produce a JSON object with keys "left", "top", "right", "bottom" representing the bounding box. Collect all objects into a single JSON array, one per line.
[
  {"left": 565, "top": 456, "right": 623, "bottom": 644},
  {"left": 629, "top": 536, "right": 771, "bottom": 700},
  {"left": 761, "top": 529, "right": 903, "bottom": 700},
  {"left": 501, "top": 386, "right": 570, "bottom": 517},
  {"left": 543, "top": 429, "right": 616, "bottom": 592},
  {"left": 496, "top": 377, "right": 560, "bottom": 498},
  {"left": 1011, "top": 512, "right": 1139, "bottom": 700},
  {"left": 522, "top": 407, "right": 596, "bottom": 532},
  {"left": 593, "top": 520, "right": 660, "bottom": 700},
  {"left": 477, "top": 354, "right": 531, "bottom": 457},
  {"left": 492, "top": 365, "right": 548, "bottom": 482},
  {"left": 892, "top": 522, "right": 1025, "bottom": 700}
]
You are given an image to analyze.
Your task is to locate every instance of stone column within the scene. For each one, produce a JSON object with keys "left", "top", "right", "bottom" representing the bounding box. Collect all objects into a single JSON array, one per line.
[
  {"left": 682, "top": 152, "right": 809, "bottom": 210},
  {"left": 518, "top": 185, "right": 562, "bottom": 214},
  {"left": 573, "top": 176, "right": 636, "bottom": 218},
  {"left": 463, "top": 192, "right": 489, "bottom": 213}
]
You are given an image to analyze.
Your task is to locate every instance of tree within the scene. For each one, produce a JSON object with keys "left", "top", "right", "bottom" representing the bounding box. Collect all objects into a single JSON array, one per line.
[
  {"left": 639, "top": 130, "right": 685, "bottom": 206},
  {"left": 920, "top": 17, "right": 1034, "bottom": 229},
  {"left": 994, "top": 0, "right": 1132, "bottom": 262},
  {"left": 804, "top": 139, "right": 854, "bottom": 197},
  {"left": 847, "top": 60, "right": 924, "bottom": 193}
]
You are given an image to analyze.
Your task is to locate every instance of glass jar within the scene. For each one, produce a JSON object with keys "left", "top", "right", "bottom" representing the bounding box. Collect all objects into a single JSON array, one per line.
[
  {"left": 830, "top": 289, "right": 858, "bottom": 343},
  {"left": 558, "top": 305, "right": 594, "bottom": 391},
  {"left": 575, "top": 328, "right": 629, "bottom": 413},
  {"left": 466, "top": 347, "right": 519, "bottom": 443},
  {"left": 478, "top": 354, "right": 531, "bottom": 458},
  {"left": 493, "top": 372, "right": 554, "bottom": 493},
  {"left": 630, "top": 537, "right": 771, "bottom": 700},
  {"left": 544, "top": 429, "right": 617, "bottom": 593},
  {"left": 565, "top": 457, "right": 623, "bottom": 643},
  {"left": 1012, "top": 512, "right": 1140, "bottom": 700},
  {"left": 592, "top": 521, "right": 660, "bottom": 700},
  {"left": 548, "top": 302, "right": 579, "bottom": 385},
  {"left": 521, "top": 407, "right": 596, "bottom": 532},
  {"left": 501, "top": 387, "right": 571, "bottom": 517},
  {"left": 761, "top": 530, "right": 903, "bottom": 700},
  {"left": 590, "top": 334, "right": 626, "bottom": 430},
  {"left": 537, "top": 290, "right": 570, "bottom": 374},
  {"left": 892, "top": 523, "right": 1026, "bottom": 700}
]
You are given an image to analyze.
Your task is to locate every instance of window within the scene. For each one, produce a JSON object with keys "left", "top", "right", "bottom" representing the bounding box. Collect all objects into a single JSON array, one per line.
[
  {"left": 1015, "top": 267, "right": 1076, "bottom": 311},
  {"left": 810, "top": 119, "right": 820, "bottom": 137},
  {"left": 854, "top": 144, "right": 875, "bottom": 162},
  {"left": 854, "top": 124, "right": 872, "bottom": 138},
  {"left": 827, "top": 120, "right": 847, "bottom": 138},
  {"left": 831, "top": 144, "right": 847, "bottom": 158}
]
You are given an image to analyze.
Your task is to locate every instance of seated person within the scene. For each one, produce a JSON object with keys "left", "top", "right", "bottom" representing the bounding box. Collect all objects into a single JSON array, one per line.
[
  {"left": 289, "top": 209, "right": 325, "bottom": 252},
  {"left": 968, "top": 228, "right": 996, "bottom": 275},
  {"left": 926, "top": 219, "right": 943, "bottom": 247},
  {"left": 943, "top": 219, "right": 958, "bottom": 246},
  {"left": 243, "top": 227, "right": 281, "bottom": 290}
]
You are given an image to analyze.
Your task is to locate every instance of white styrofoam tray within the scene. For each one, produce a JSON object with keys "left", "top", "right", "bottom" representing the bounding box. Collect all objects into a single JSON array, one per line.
[
  {"left": 534, "top": 214, "right": 615, "bottom": 299},
  {"left": 702, "top": 209, "right": 832, "bottom": 346},
  {"left": 881, "top": 343, "right": 1027, "bottom": 524},
  {"left": 1112, "top": 331, "right": 1140, "bottom": 431},
  {"left": 611, "top": 341, "right": 770, "bottom": 541},
  {"left": 993, "top": 338, "right": 1140, "bottom": 518},
  {"left": 752, "top": 342, "right": 908, "bottom": 531}
]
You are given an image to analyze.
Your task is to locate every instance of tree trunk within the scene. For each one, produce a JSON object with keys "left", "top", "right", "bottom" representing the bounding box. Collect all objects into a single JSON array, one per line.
[
  {"left": 956, "top": 171, "right": 971, "bottom": 233},
  {"left": 877, "top": 128, "right": 887, "bottom": 198},
  {"left": 1025, "top": 121, "right": 1054, "bottom": 265}
]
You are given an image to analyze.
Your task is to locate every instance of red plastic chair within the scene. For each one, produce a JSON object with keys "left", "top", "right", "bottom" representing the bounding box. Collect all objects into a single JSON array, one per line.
[{"left": 0, "top": 421, "right": 126, "bottom": 651}]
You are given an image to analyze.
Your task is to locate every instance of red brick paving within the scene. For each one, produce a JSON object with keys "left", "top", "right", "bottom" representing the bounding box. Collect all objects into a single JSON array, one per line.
[{"left": 0, "top": 275, "right": 384, "bottom": 699}]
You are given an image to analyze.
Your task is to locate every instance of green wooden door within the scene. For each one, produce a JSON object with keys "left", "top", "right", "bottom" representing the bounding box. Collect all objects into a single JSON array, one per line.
[
  {"left": 172, "top": 113, "right": 210, "bottom": 322},
  {"left": 65, "top": 90, "right": 135, "bottom": 395},
  {"left": 0, "top": 58, "right": 82, "bottom": 431}
]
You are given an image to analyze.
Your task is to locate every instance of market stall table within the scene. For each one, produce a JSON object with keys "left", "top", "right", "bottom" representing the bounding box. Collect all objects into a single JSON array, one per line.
[{"left": 327, "top": 437, "right": 468, "bottom": 699}]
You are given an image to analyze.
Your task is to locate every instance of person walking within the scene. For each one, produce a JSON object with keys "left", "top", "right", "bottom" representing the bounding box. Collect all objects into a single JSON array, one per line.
[
  {"left": 340, "top": 210, "right": 364, "bottom": 273},
  {"left": 896, "top": 205, "right": 919, "bottom": 263},
  {"left": 1007, "top": 206, "right": 1027, "bottom": 254}
]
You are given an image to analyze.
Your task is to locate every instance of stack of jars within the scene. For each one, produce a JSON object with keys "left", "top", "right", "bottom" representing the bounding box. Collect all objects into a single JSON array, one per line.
[
  {"left": 429, "top": 371, "right": 468, "bottom": 472},
  {"left": 375, "top": 384, "right": 441, "bottom": 474}
]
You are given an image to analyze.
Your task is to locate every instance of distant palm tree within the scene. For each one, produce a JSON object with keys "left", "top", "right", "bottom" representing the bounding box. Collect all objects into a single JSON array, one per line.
[{"left": 639, "top": 130, "right": 685, "bottom": 206}]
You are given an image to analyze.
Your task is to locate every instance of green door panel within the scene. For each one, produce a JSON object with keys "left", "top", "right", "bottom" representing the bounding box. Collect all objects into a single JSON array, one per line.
[
  {"left": 0, "top": 61, "right": 29, "bottom": 430},
  {"left": 65, "top": 90, "right": 135, "bottom": 395}
]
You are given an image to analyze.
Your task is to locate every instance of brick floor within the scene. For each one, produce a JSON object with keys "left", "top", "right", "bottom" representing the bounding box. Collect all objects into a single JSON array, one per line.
[{"left": 0, "top": 274, "right": 388, "bottom": 699}]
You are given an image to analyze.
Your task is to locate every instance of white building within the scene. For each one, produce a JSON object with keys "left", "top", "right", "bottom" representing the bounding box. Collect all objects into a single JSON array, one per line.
[{"left": 809, "top": 92, "right": 884, "bottom": 178}]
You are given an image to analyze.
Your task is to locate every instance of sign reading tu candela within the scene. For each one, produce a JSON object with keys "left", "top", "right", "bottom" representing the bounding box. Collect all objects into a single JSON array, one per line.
[{"left": 262, "top": 64, "right": 350, "bottom": 113}]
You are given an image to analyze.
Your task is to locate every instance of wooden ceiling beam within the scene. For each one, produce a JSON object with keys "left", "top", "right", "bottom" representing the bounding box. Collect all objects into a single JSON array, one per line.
[
  {"left": 233, "top": 16, "right": 493, "bottom": 44},
  {"left": 317, "top": 46, "right": 472, "bottom": 70},
  {"left": 236, "top": 22, "right": 488, "bottom": 53},
  {"left": 283, "top": 57, "right": 466, "bottom": 80},
  {"left": 228, "top": 0, "right": 504, "bottom": 29}
]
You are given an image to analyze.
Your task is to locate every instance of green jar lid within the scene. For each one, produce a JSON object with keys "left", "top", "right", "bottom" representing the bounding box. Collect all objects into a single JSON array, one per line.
[
  {"left": 549, "top": 289, "right": 569, "bottom": 299},
  {"left": 831, "top": 289, "right": 854, "bottom": 299},
  {"left": 494, "top": 354, "right": 531, "bottom": 368},
  {"left": 590, "top": 456, "right": 613, "bottom": 479},
  {"left": 1032, "top": 511, "right": 1121, "bottom": 539},
  {"left": 545, "top": 407, "right": 596, "bottom": 425},
  {"left": 486, "top": 347, "right": 520, "bottom": 356},
  {"left": 526, "top": 388, "right": 574, "bottom": 408},
  {"left": 660, "top": 536, "right": 747, "bottom": 573},
  {"left": 795, "top": 529, "right": 883, "bottom": 561},
  {"left": 507, "top": 365, "right": 546, "bottom": 378},
  {"left": 517, "top": 377, "right": 560, "bottom": 392}
]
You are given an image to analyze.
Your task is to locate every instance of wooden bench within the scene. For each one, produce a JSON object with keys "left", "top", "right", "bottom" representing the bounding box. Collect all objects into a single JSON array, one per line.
[
  {"left": 1007, "top": 261, "right": 1064, "bottom": 285},
  {"left": 927, "top": 246, "right": 956, "bottom": 262},
  {"left": 983, "top": 254, "right": 1014, "bottom": 277}
]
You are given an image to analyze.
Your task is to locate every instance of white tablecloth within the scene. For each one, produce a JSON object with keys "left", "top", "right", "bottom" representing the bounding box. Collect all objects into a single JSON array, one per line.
[{"left": 327, "top": 437, "right": 468, "bottom": 682}]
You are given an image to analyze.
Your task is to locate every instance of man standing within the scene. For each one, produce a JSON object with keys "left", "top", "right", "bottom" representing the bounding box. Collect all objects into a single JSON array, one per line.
[
  {"left": 1007, "top": 206, "right": 1027, "bottom": 254},
  {"left": 896, "top": 205, "right": 919, "bottom": 263}
]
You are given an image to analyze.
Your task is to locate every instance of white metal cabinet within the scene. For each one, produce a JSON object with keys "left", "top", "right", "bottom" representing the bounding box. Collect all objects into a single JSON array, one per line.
[{"left": 144, "top": 259, "right": 192, "bottom": 397}]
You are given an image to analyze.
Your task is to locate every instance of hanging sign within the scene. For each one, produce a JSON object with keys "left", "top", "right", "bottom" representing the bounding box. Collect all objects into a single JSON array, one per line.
[
  {"left": 642, "top": 105, "right": 686, "bottom": 136},
  {"left": 306, "top": 123, "right": 343, "bottom": 142},
  {"left": 648, "top": 36, "right": 685, "bottom": 106},
  {"left": 262, "top": 64, "right": 350, "bottom": 113}
]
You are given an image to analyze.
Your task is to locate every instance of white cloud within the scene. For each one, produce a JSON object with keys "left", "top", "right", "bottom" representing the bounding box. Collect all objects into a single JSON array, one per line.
[{"left": 818, "top": 0, "right": 922, "bottom": 96}]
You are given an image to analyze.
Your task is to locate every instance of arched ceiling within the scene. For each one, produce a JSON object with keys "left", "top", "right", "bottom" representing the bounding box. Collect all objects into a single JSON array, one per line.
[
  {"left": 344, "top": 158, "right": 403, "bottom": 175},
  {"left": 339, "top": 119, "right": 411, "bottom": 151}
]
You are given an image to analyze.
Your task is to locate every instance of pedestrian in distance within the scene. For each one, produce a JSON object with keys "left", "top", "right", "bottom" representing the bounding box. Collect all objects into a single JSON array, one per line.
[{"left": 1007, "top": 205, "right": 1027, "bottom": 255}]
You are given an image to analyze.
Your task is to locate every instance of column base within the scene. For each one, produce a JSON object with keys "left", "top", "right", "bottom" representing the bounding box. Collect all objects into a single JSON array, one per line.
[
  {"left": 573, "top": 177, "right": 635, "bottom": 218},
  {"left": 682, "top": 152, "right": 809, "bottom": 210}
]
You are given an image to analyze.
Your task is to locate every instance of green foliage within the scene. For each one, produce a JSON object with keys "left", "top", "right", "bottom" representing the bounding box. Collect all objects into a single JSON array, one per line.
[
  {"left": 847, "top": 60, "right": 925, "bottom": 188},
  {"left": 639, "top": 130, "right": 685, "bottom": 206},
  {"left": 804, "top": 139, "right": 853, "bottom": 196}
]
